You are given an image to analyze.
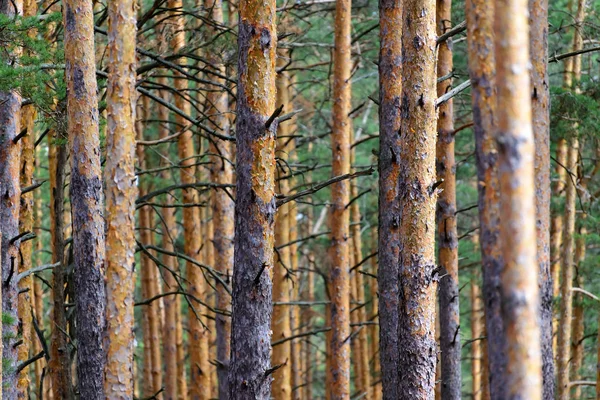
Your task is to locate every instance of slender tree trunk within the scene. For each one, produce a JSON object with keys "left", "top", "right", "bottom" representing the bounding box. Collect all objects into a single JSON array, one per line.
[
  {"left": 49, "top": 133, "right": 74, "bottom": 400},
  {"left": 369, "top": 227, "right": 381, "bottom": 400},
  {"left": 272, "top": 67, "right": 293, "bottom": 400},
  {"left": 571, "top": 259, "right": 584, "bottom": 400},
  {"left": 495, "top": 0, "right": 542, "bottom": 396},
  {"left": 350, "top": 178, "right": 370, "bottom": 398},
  {"left": 529, "top": 0, "right": 554, "bottom": 396},
  {"left": 550, "top": 138, "right": 566, "bottom": 353},
  {"left": 556, "top": 139, "right": 578, "bottom": 400},
  {"left": 557, "top": 0, "right": 585, "bottom": 396},
  {"left": 228, "top": 0, "right": 277, "bottom": 396},
  {"left": 436, "top": 1, "right": 461, "bottom": 397},
  {"left": 471, "top": 281, "right": 482, "bottom": 400},
  {"left": 327, "top": 0, "right": 352, "bottom": 395},
  {"left": 205, "top": 0, "right": 232, "bottom": 396},
  {"left": 17, "top": 93, "right": 35, "bottom": 400},
  {"left": 0, "top": 0, "right": 22, "bottom": 397},
  {"left": 103, "top": 0, "right": 137, "bottom": 394},
  {"left": 302, "top": 204, "right": 315, "bottom": 400},
  {"left": 397, "top": 0, "right": 438, "bottom": 396},
  {"left": 33, "top": 173, "right": 44, "bottom": 394},
  {"left": 159, "top": 88, "right": 180, "bottom": 400},
  {"left": 465, "top": 0, "right": 508, "bottom": 397},
  {"left": 377, "top": 0, "right": 401, "bottom": 394},
  {"left": 63, "top": 0, "right": 106, "bottom": 393}
]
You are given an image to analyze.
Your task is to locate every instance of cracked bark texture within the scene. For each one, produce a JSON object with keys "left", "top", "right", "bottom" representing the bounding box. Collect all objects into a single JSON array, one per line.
[
  {"left": 64, "top": 0, "right": 107, "bottom": 394},
  {"left": 228, "top": 0, "right": 277, "bottom": 397},
  {"left": 529, "top": 0, "right": 554, "bottom": 396},
  {"left": 326, "top": 0, "right": 352, "bottom": 396},
  {"left": 435, "top": 0, "right": 461, "bottom": 397},
  {"left": 465, "top": 0, "right": 508, "bottom": 397},
  {"left": 103, "top": 0, "right": 137, "bottom": 395},
  {"left": 494, "top": 0, "right": 542, "bottom": 396},
  {"left": 396, "top": 0, "right": 438, "bottom": 396},
  {"left": 0, "top": 0, "right": 22, "bottom": 396},
  {"left": 377, "top": 0, "right": 401, "bottom": 395},
  {"left": 205, "top": 0, "right": 232, "bottom": 396}
]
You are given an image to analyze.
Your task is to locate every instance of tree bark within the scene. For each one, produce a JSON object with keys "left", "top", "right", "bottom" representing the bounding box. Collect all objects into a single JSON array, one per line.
[
  {"left": 465, "top": 0, "right": 508, "bottom": 397},
  {"left": 529, "top": 0, "right": 554, "bottom": 396},
  {"left": 377, "top": 0, "right": 401, "bottom": 394},
  {"left": 396, "top": 0, "right": 438, "bottom": 396},
  {"left": 495, "top": 0, "right": 542, "bottom": 396},
  {"left": 103, "top": 0, "right": 138, "bottom": 394},
  {"left": 63, "top": 0, "right": 106, "bottom": 394},
  {"left": 0, "top": 0, "right": 23, "bottom": 397},
  {"left": 436, "top": 0, "right": 461, "bottom": 397},
  {"left": 228, "top": 0, "right": 277, "bottom": 396},
  {"left": 471, "top": 280, "right": 482, "bottom": 400},
  {"left": 327, "top": 0, "right": 352, "bottom": 395},
  {"left": 272, "top": 67, "right": 293, "bottom": 400},
  {"left": 205, "top": 0, "right": 233, "bottom": 396}
]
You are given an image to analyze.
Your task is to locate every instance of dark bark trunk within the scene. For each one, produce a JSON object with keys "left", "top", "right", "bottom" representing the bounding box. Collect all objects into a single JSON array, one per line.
[
  {"left": 228, "top": 9, "right": 277, "bottom": 399},
  {"left": 64, "top": 0, "right": 106, "bottom": 395},
  {"left": 377, "top": 0, "right": 402, "bottom": 396}
]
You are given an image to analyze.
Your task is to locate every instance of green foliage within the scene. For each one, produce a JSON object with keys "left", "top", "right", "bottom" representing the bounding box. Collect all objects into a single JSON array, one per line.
[{"left": 550, "top": 86, "right": 600, "bottom": 140}]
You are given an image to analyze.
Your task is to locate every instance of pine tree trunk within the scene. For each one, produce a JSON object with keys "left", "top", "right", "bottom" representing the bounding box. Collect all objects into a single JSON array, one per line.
[
  {"left": 327, "top": 0, "right": 352, "bottom": 395},
  {"left": 529, "top": 0, "right": 554, "bottom": 396},
  {"left": 557, "top": 0, "right": 585, "bottom": 396},
  {"left": 350, "top": 179, "right": 370, "bottom": 397},
  {"left": 228, "top": 0, "right": 277, "bottom": 396},
  {"left": 272, "top": 67, "right": 293, "bottom": 400},
  {"left": 103, "top": 0, "right": 138, "bottom": 394},
  {"left": 436, "top": 1, "right": 461, "bottom": 397},
  {"left": 369, "top": 227, "right": 381, "bottom": 400},
  {"left": 377, "top": 0, "right": 401, "bottom": 394},
  {"left": 159, "top": 86, "right": 180, "bottom": 400},
  {"left": 17, "top": 100, "right": 35, "bottom": 400},
  {"left": 465, "top": 0, "right": 508, "bottom": 396},
  {"left": 471, "top": 281, "right": 482, "bottom": 400},
  {"left": 63, "top": 0, "right": 106, "bottom": 393},
  {"left": 396, "top": 0, "right": 438, "bottom": 396},
  {"left": 204, "top": 0, "right": 233, "bottom": 396},
  {"left": 495, "top": 0, "right": 542, "bottom": 396},
  {"left": 49, "top": 133, "right": 74, "bottom": 400},
  {"left": 0, "top": 0, "right": 23, "bottom": 397}
]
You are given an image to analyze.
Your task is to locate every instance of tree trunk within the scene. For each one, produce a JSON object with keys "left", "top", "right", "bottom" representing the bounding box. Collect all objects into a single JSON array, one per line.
[
  {"left": 471, "top": 281, "right": 482, "bottom": 400},
  {"left": 436, "top": 1, "right": 461, "bottom": 397},
  {"left": 159, "top": 87, "right": 180, "bottom": 400},
  {"left": 0, "top": 0, "right": 23, "bottom": 397},
  {"left": 377, "top": 0, "right": 401, "bottom": 394},
  {"left": 204, "top": 0, "right": 232, "bottom": 397},
  {"left": 396, "top": 0, "right": 438, "bottom": 396},
  {"left": 63, "top": 0, "right": 106, "bottom": 393},
  {"left": 465, "top": 0, "right": 508, "bottom": 397},
  {"left": 369, "top": 227, "right": 381, "bottom": 400},
  {"left": 495, "top": 0, "right": 542, "bottom": 396},
  {"left": 350, "top": 178, "right": 370, "bottom": 398},
  {"left": 529, "top": 0, "right": 554, "bottom": 396},
  {"left": 17, "top": 97, "right": 35, "bottom": 400},
  {"left": 327, "top": 0, "right": 352, "bottom": 395},
  {"left": 557, "top": 0, "right": 585, "bottom": 396},
  {"left": 49, "top": 133, "right": 74, "bottom": 400},
  {"left": 228, "top": 0, "right": 277, "bottom": 396},
  {"left": 103, "top": 0, "right": 138, "bottom": 394}
]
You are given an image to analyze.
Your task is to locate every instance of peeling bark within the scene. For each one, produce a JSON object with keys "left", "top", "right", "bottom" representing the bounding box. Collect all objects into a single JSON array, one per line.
[
  {"left": 228, "top": 0, "right": 277, "bottom": 396},
  {"left": 103, "top": 0, "right": 138, "bottom": 394},
  {"left": 396, "top": 0, "right": 438, "bottom": 395}
]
